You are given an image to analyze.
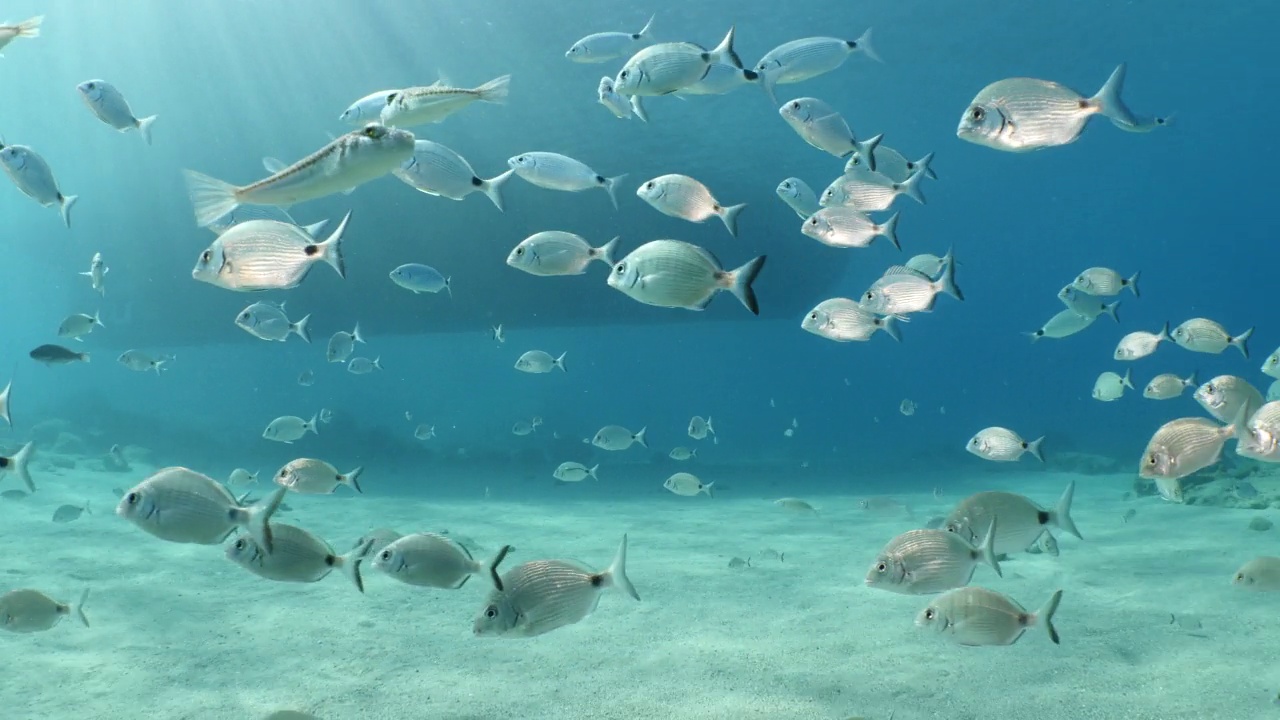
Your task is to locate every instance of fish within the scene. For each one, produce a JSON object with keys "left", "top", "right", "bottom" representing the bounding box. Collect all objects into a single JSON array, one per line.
[
  {"left": 775, "top": 498, "right": 817, "bottom": 513},
  {"left": 0, "top": 490, "right": 25, "bottom": 500},
  {"left": 917, "top": 587, "right": 1063, "bottom": 646},
  {"left": 1092, "top": 369, "right": 1134, "bottom": 401},
  {"left": 80, "top": 252, "right": 108, "bottom": 296},
  {"left": 0, "top": 588, "right": 89, "bottom": 634},
  {"left": 778, "top": 97, "right": 881, "bottom": 166},
  {"left": 1171, "top": 318, "right": 1253, "bottom": 358},
  {"left": 674, "top": 62, "right": 758, "bottom": 96},
  {"left": 381, "top": 75, "right": 510, "bottom": 127},
  {"left": 263, "top": 414, "right": 318, "bottom": 443},
  {"left": 228, "top": 468, "right": 259, "bottom": 486},
  {"left": 515, "top": 350, "right": 566, "bottom": 373},
  {"left": 52, "top": 502, "right": 89, "bottom": 523},
  {"left": 29, "top": 344, "right": 89, "bottom": 366},
  {"left": 0, "top": 15, "right": 42, "bottom": 55},
  {"left": 845, "top": 145, "right": 938, "bottom": 182},
  {"left": 688, "top": 416, "right": 715, "bottom": 440},
  {"left": 1238, "top": 402, "right": 1280, "bottom": 462},
  {"left": 802, "top": 298, "right": 902, "bottom": 342},
  {"left": 728, "top": 557, "right": 751, "bottom": 569},
  {"left": 326, "top": 324, "right": 364, "bottom": 363},
  {"left": 596, "top": 76, "right": 639, "bottom": 120},
  {"left": 664, "top": 472, "right": 712, "bottom": 497},
  {"left": 235, "top": 302, "right": 310, "bottom": 343},
  {"left": 184, "top": 125, "right": 412, "bottom": 227},
  {"left": 192, "top": 213, "right": 350, "bottom": 292},
  {"left": 1144, "top": 371, "right": 1197, "bottom": 400},
  {"left": 389, "top": 263, "right": 451, "bottom": 297},
  {"left": 1114, "top": 323, "right": 1170, "bottom": 360},
  {"left": 567, "top": 15, "right": 655, "bottom": 62},
  {"left": 668, "top": 447, "right": 697, "bottom": 461},
  {"left": 775, "top": 177, "right": 821, "bottom": 219},
  {"left": 57, "top": 311, "right": 104, "bottom": 341},
  {"left": 801, "top": 208, "right": 899, "bottom": 250},
  {"left": 1194, "top": 375, "right": 1264, "bottom": 424},
  {"left": 608, "top": 240, "right": 766, "bottom": 314},
  {"left": 76, "top": 79, "right": 157, "bottom": 144},
  {"left": 511, "top": 419, "right": 537, "bottom": 436},
  {"left": 1026, "top": 531, "right": 1061, "bottom": 557},
  {"left": 636, "top": 174, "right": 746, "bottom": 237},
  {"left": 118, "top": 349, "right": 169, "bottom": 373},
  {"left": 227, "top": 525, "right": 373, "bottom": 592},
  {"left": 491, "top": 325, "right": 505, "bottom": 343},
  {"left": 1233, "top": 557, "right": 1280, "bottom": 591},
  {"left": 554, "top": 462, "right": 598, "bottom": 483},
  {"left": 1139, "top": 411, "right": 1245, "bottom": 501},
  {"left": 859, "top": 256, "right": 964, "bottom": 315},
  {"left": 414, "top": 424, "right": 436, "bottom": 440},
  {"left": 613, "top": 27, "right": 742, "bottom": 97},
  {"left": 1234, "top": 480, "right": 1260, "bottom": 499},
  {"left": 0, "top": 142, "right": 78, "bottom": 227},
  {"left": 1057, "top": 286, "right": 1119, "bottom": 322},
  {"left": 393, "top": 139, "right": 513, "bottom": 211},
  {"left": 965, "top": 427, "right": 1044, "bottom": 463},
  {"left": 339, "top": 89, "right": 399, "bottom": 124},
  {"left": 1071, "top": 267, "right": 1140, "bottom": 297},
  {"left": 354, "top": 528, "right": 403, "bottom": 556},
  {"left": 593, "top": 425, "right": 647, "bottom": 451},
  {"left": 508, "top": 152, "right": 625, "bottom": 208},
  {"left": 956, "top": 64, "right": 1135, "bottom": 151},
  {"left": 900, "top": 399, "right": 917, "bottom": 416},
  {"left": 0, "top": 442, "right": 34, "bottom": 492},
  {"left": 753, "top": 31, "right": 879, "bottom": 104},
  {"left": 274, "top": 458, "right": 363, "bottom": 495},
  {"left": 866, "top": 523, "right": 1001, "bottom": 595},
  {"left": 945, "top": 483, "right": 1081, "bottom": 556},
  {"left": 1026, "top": 309, "right": 1095, "bottom": 342},
  {"left": 373, "top": 533, "right": 510, "bottom": 589},
  {"left": 507, "top": 232, "right": 618, "bottom": 276},
  {"left": 819, "top": 166, "right": 928, "bottom": 211},
  {"left": 1113, "top": 113, "right": 1175, "bottom": 132},
  {"left": 116, "top": 467, "right": 285, "bottom": 549}
]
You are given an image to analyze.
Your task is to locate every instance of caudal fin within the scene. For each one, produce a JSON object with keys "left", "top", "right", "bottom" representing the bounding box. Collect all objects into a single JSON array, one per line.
[
  {"left": 136, "top": 115, "right": 157, "bottom": 146},
  {"left": 341, "top": 466, "right": 363, "bottom": 493},
  {"left": 1231, "top": 327, "right": 1254, "bottom": 359},
  {"left": 718, "top": 203, "right": 746, "bottom": 237},
  {"left": 1125, "top": 270, "right": 1141, "bottom": 298},
  {"left": 634, "top": 427, "right": 648, "bottom": 448},
  {"left": 9, "top": 441, "right": 34, "bottom": 492},
  {"left": 595, "top": 236, "right": 620, "bottom": 267},
  {"left": 898, "top": 162, "right": 928, "bottom": 205},
  {"left": 1052, "top": 481, "right": 1083, "bottom": 539},
  {"left": 602, "top": 174, "right": 627, "bottom": 209},
  {"left": 292, "top": 314, "right": 312, "bottom": 343},
  {"left": 73, "top": 588, "right": 90, "bottom": 628},
  {"left": 1091, "top": 63, "right": 1136, "bottom": 127},
  {"left": 340, "top": 539, "right": 375, "bottom": 593},
  {"left": 0, "top": 380, "right": 11, "bottom": 426},
  {"left": 603, "top": 534, "right": 641, "bottom": 601},
  {"left": 1025, "top": 436, "right": 1046, "bottom": 463},
  {"left": 246, "top": 487, "right": 287, "bottom": 554},
  {"left": 855, "top": 133, "right": 882, "bottom": 173},
  {"left": 853, "top": 27, "right": 881, "bottom": 63},
  {"left": 937, "top": 249, "right": 963, "bottom": 301},
  {"left": 15, "top": 15, "right": 42, "bottom": 37},
  {"left": 479, "top": 169, "right": 513, "bottom": 212},
  {"left": 1036, "top": 590, "right": 1063, "bottom": 645},
  {"left": 314, "top": 211, "right": 350, "bottom": 278},
  {"left": 476, "top": 74, "right": 511, "bottom": 104},
  {"left": 978, "top": 518, "right": 1003, "bottom": 578},
  {"left": 484, "top": 545, "right": 512, "bottom": 591},
  {"left": 708, "top": 25, "right": 741, "bottom": 69},
  {"left": 727, "top": 255, "right": 767, "bottom": 315},
  {"left": 879, "top": 315, "right": 903, "bottom": 342},
  {"left": 183, "top": 170, "right": 241, "bottom": 228},
  {"left": 879, "top": 213, "right": 901, "bottom": 251},
  {"left": 59, "top": 194, "right": 79, "bottom": 229}
]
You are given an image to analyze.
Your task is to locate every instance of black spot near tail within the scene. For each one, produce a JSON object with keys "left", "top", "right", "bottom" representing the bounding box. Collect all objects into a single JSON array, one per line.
[
  {"left": 0, "top": 457, "right": 9, "bottom": 468},
  {"left": 1037, "top": 510, "right": 1050, "bottom": 525},
  {"left": 590, "top": 573, "right": 605, "bottom": 588},
  {"left": 304, "top": 244, "right": 319, "bottom": 256},
  {"left": 595, "top": 175, "right": 606, "bottom": 184},
  {"left": 471, "top": 176, "right": 483, "bottom": 187}
]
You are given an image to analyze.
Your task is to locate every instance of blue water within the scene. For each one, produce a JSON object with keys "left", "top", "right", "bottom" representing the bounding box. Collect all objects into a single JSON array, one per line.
[{"left": 1, "top": 1, "right": 1276, "bottom": 718}]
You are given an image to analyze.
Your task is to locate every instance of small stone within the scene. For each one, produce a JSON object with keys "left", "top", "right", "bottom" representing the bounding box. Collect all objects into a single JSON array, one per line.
[{"left": 1249, "top": 517, "right": 1273, "bottom": 532}]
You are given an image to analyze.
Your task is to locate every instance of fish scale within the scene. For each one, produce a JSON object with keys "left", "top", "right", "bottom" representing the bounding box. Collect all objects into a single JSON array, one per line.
[
  {"left": 870, "top": 529, "right": 997, "bottom": 595},
  {"left": 803, "top": 298, "right": 897, "bottom": 342},
  {"left": 496, "top": 560, "right": 606, "bottom": 636},
  {"left": 235, "top": 524, "right": 342, "bottom": 583},
  {"left": 979, "top": 82, "right": 1096, "bottom": 149},
  {"left": 804, "top": 207, "right": 896, "bottom": 248},
  {"left": 1140, "top": 417, "right": 1233, "bottom": 481},
  {"left": 822, "top": 170, "right": 907, "bottom": 211}
]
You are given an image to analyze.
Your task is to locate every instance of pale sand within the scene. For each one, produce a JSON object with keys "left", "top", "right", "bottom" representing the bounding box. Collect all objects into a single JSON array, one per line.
[{"left": 2, "top": 462, "right": 1277, "bottom": 720}]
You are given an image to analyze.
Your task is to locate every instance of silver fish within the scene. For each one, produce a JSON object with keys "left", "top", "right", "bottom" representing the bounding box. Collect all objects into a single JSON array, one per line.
[
  {"left": 1027, "top": 309, "right": 1094, "bottom": 342},
  {"left": 1144, "top": 371, "right": 1197, "bottom": 400},
  {"left": 373, "top": 532, "right": 509, "bottom": 589},
  {"left": 263, "top": 414, "right": 317, "bottom": 443},
  {"left": 957, "top": 64, "right": 1135, "bottom": 151},
  {"left": 1071, "top": 267, "right": 1140, "bottom": 297},
  {"left": 1171, "top": 318, "right": 1253, "bottom": 358},
  {"left": 389, "top": 264, "right": 450, "bottom": 296},
  {"left": 945, "top": 483, "right": 1080, "bottom": 556},
  {"left": 917, "top": 587, "right": 1063, "bottom": 646},
  {"left": 668, "top": 447, "right": 697, "bottom": 461},
  {"left": 607, "top": 240, "right": 766, "bottom": 315},
  {"left": 1139, "top": 413, "right": 1244, "bottom": 499},
  {"left": 1262, "top": 348, "right": 1280, "bottom": 380},
  {"left": 117, "top": 349, "right": 169, "bottom": 373},
  {"left": 688, "top": 416, "right": 714, "bottom": 439},
  {"left": 613, "top": 27, "right": 741, "bottom": 96},
  {"left": 0, "top": 142, "right": 78, "bottom": 227},
  {"left": 1114, "top": 323, "right": 1170, "bottom": 360},
  {"left": 802, "top": 208, "right": 899, "bottom": 249},
  {"left": 664, "top": 472, "right": 712, "bottom": 496},
  {"left": 116, "top": 467, "right": 284, "bottom": 549},
  {"left": 1092, "top": 369, "right": 1133, "bottom": 402},
  {"left": 393, "top": 140, "right": 512, "bottom": 211},
  {"left": 1057, "top": 286, "right": 1119, "bottom": 321},
  {"left": 227, "top": 525, "right": 372, "bottom": 591},
  {"left": 228, "top": 468, "right": 258, "bottom": 486},
  {"left": 554, "top": 462, "right": 598, "bottom": 482},
  {"left": 1238, "top": 401, "right": 1280, "bottom": 462},
  {"left": 515, "top": 350, "right": 566, "bottom": 373},
  {"left": 326, "top": 324, "right": 364, "bottom": 363},
  {"left": 191, "top": 213, "right": 349, "bottom": 292},
  {"left": 235, "top": 302, "right": 310, "bottom": 343},
  {"left": 274, "top": 458, "right": 362, "bottom": 494},
  {"left": 819, "top": 166, "right": 927, "bottom": 211},
  {"left": 80, "top": 252, "right": 108, "bottom": 296},
  {"left": 57, "top": 311, "right": 104, "bottom": 341},
  {"left": 76, "top": 79, "right": 156, "bottom": 145},
  {"left": 776, "top": 177, "right": 820, "bottom": 219},
  {"left": 866, "top": 523, "right": 1001, "bottom": 595},
  {"left": 636, "top": 174, "right": 746, "bottom": 237},
  {"left": 845, "top": 145, "right": 937, "bottom": 182},
  {"left": 965, "top": 427, "right": 1044, "bottom": 463},
  {"left": 593, "top": 425, "right": 647, "bottom": 451},
  {"left": 859, "top": 256, "right": 963, "bottom": 315},
  {"left": 51, "top": 502, "right": 89, "bottom": 523},
  {"left": 753, "top": 30, "right": 879, "bottom": 104},
  {"left": 507, "top": 232, "right": 618, "bottom": 276},
  {"left": 339, "top": 89, "right": 399, "bottom": 125},
  {"left": 802, "top": 297, "right": 901, "bottom": 342},
  {"left": 596, "top": 76, "right": 635, "bottom": 119},
  {"left": 381, "top": 75, "right": 510, "bottom": 127},
  {"left": 904, "top": 253, "right": 947, "bottom": 278},
  {"left": 566, "top": 15, "right": 655, "bottom": 63},
  {"left": 508, "top": 151, "right": 625, "bottom": 208},
  {"left": 778, "top": 97, "right": 881, "bottom": 165},
  {"left": 0, "top": 588, "right": 88, "bottom": 634},
  {"left": 1194, "top": 375, "right": 1264, "bottom": 424},
  {"left": 1233, "top": 557, "right": 1280, "bottom": 591}
]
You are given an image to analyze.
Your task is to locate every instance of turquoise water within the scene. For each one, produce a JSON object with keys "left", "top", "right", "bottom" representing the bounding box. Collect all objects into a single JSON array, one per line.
[{"left": 1, "top": 2, "right": 1277, "bottom": 719}]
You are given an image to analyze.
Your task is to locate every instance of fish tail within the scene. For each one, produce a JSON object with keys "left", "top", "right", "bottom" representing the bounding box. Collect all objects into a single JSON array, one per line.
[
  {"left": 1125, "top": 270, "right": 1141, "bottom": 297},
  {"left": 15, "top": 15, "right": 42, "bottom": 37},
  {"left": 306, "top": 413, "right": 319, "bottom": 435},
  {"left": 636, "top": 13, "right": 655, "bottom": 40},
  {"left": 1036, "top": 589, "right": 1063, "bottom": 645},
  {"left": 480, "top": 169, "right": 513, "bottom": 212},
  {"left": 1052, "top": 481, "right": 1085, "bottom": 541},
  {"left": 605, "top": 534, "right": 641, "bottom": 601},
  {"left": 485, "top": 545, "right": 512, "bottom": 591},
  {"left": 317, "top": 211, "right": 351, "bottom": 279},
  {"left": 938, "top": 251, "right": 963, "bottom": 301},
  {"left": 853, "top": 27, "right": 881, "bottom": 63},
  {"left": 980, "top": 518, "right": 1003, "bottom": 577},
  {"left": 602, "top": 173, "right": 627, "bottom": 209},
  {"left": 1024, "top": 330, "right": 1044, "bottom": 344},
  {"left": 136, "top": 115, "right": 157, "bottom": 146},
  {"left": 1103, "top": 301, "right": 1120, "bottom": 323},
  {"left": 554, "top": 351, "right": 567, "bottom": 372},
  {"left": 293, "top": 314, "right": 312, "bottom": 344},
  {"left": 629, "top": 95, "right": 648, "bottom": 123},
  {"left": 718, "top": 203, "right": 746, "bottom": 237},
  {"left": 706, "top": 417, "right": 715, "bottom": 434},
  {"left": 183, "top": 169, "right": 241, "bottom": 228},
  {"left": 709, "top": 25, "right": 741, "bottom": 69},
  {"left": 352, "top": 322, "right": 365, "bottom": 345},
  {"left": 59, "top": 194, "right": 79, "bottom": 229},
  {"left": 880, "top": 314, "right": 903, "bottom": 342},
  {"left": 634, "top": 426, "right": 648, "bottom": 448},
  {"left": 880, "top": 212, "right": 901, "bottom": 251},
  {"left": 340, "top": 539, "right": 375, "bottom": 593},
  {"left": 1025, "top": 435, "right": 1046, "bottom": 463},
  {"left": 727, "top": 255, "right": 767, "bottom": 315},
  {"left": 342, "top": 466, "right": 364, "bottom": 494},
  {"left": 913, "top": 152, "right": 938, "bottom": 180},
  {"left": 596, "top": 236, "right": 621, "bottom": 266},
  {"left": 703, "top": 481, "right": 715, "bottom": 498},
  {"left": 301, "top": 219, "right": 329, "bottom": 238},
  {"left": 1184, "top": 370, "right": 1197, "bottom": 388},
  {"left": 1092, "top": 63, "right": 1136, "bottom": 126},
  {"left": 1231, "top": 327, "right": 1254, "bottom": 359},
  {"left": 588, "top": 464, "right": 599, "bottom": 481},
  {"left": 93, "top": 309, "right": 104, "bottom": 328},
  {"left": 74, "top": 588, "right": 90, "bottom": 628},
  {"left": 760, "top": 69, "right": 779, "bottom": 106},
  {"left": 0, "top": 380, "right": 10, "bottom": 427},
  {"left": 476, "top": 74, "right": 512, "bottom": 104},
  {"left": 247, "top": 487, "right": 287, "bottom": 554},
  {"left": 855, "top": 133, "right": 882, "bottom": 172},
  {"left": 899, "top": 162, "right": 928, "bottom": 205},
  {"left": 11, "top": 441, "right": 34, "bottom": 492}
]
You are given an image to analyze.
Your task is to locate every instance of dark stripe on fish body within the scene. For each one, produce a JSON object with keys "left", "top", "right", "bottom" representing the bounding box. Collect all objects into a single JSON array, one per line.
[{"left": 1037, "top": 510, "right": 1050, "bottom": 524}]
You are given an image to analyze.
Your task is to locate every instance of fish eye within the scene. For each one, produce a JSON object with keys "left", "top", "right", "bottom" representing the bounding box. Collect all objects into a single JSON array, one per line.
[
  {"left": 968, "top": 106, "right": 985, "bottom": 121},
  {"left": 790, "top": 101, "right": 800, "bottom": 110},
  {"left": 644, "top": 181, "right": 654, "bottom": 190},
  {"left": 614, "top": 263, "right": 626, "bottom": 274},
  {"left": 619, "top": 70, "right": 629, "bottom": 80},
  {"left": 235, "top": 538, "right": 247, "bottom": 549},
  {"left": 1237, "top": 573, "right": 1247, "bottom": 582},
  {"left": 378, "top": 550, "right": 392, "bottom": 561},
  {"left": 484, "top": 606, "right": 498, "bottom": 619},
  {"left": 363, "top": 126, "right": 381, "bottom": 138},
  {"left": 808, "top": 218, "right": 818, "bottom": 226},
  {"left": 808, "top": 312, "right": 818, "bottom": 320},
  {"left": 201, "top": 250, "right": 212, "bottom": 262},
  {"left": 125, "top": 492, "right": 139, "bottom": 505},
  {"left": 924, "top": 609, "right": 935, "bottom": 620},
  {"left": 876, "top": 562, "right": 887, "bottom": 573},
  {"left": 515, "top": 247, "right": 524, "bottom": 255},
  {"left": 863, "top": 291, "right": 874, "bottom": 301},
  {"left": 1145, "top": 454, "right": 1157, "bottom": 465}
]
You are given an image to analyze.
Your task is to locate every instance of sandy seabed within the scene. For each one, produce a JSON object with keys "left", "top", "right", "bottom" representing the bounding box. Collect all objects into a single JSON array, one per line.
[{"left": 2, "top": 461, "right": 1277, "bottom": 720}]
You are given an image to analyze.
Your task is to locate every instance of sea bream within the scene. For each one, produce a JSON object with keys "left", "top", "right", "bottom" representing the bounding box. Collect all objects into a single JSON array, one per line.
[
  {"left": 917, "top": 587, "right": 1063, "bottom": 647},
  {"left": 866, "top": 523, "right": 1001, "bottom": 595},
  {"left": 1143, "top": 371, "right": 1197, "bottom": 400},
  {"left": 566, "top": 15, "right": 656, "bottom": 63},
  {"left": 819, "top": 166, "right": 927, "bottom": 211},
  {"left": 235, "top": 301, "right": 310, "bottom": 343},
  {"left": 508, "top": 151, "right": 627, "bottom": 209},
  {"left": 183, "top": 124, "right": 413, "bottom": 227},
  {"left": 802, "top": 209, "right": 899, "bottom": 249},
  {"left": 1071, "top": 267, "right": 1140, "bottom": 297},
  {"left": 275, "top": 458, "right": 363, "bottom": 495},
  {"left": 1139, "top": 408, "right": 1246, "bottom": 502},
  {"left": 635, "top": 174, "right": 746, "bottom": 237},
  {"left": 1171, "top": 318, "right": 1253, "bottom": 358},
  {"left": 596, "top": 76, "right": 636, "bottom": 119},
  {"left": 0, "top": 142, "right": 78, "bottom": 227},
  {"left": 191, "top": 212, "right": 350, "bottom": 292},
  {"left": 753, "top": 30, "right": 880, "bottom": 104},
  {"left": 859, "top": 255, "right": 963, "bottom": 315},
  {"left": 80, "top": 252, "right": 108, "bottom": 296},
  {"left": 613, "top": 26, "right": 743, "bottom": 97},
  {"left": 775, "top": 178, "right": 820, "bottom": 219},
  {"left": 116, "top": 467, "right": 285, "bottom": 550},
  {"left": 1057, "top": 286, "right": 1119, "bottom": 321},
  {"left": 845, "top": 145, "right": 937, "bottom": 182},
  {"left": 392, "top": 139, "right": 513, "bottom": 211},
  {"left": 507, "top": 232, "right": 618, "bottom": 276},
  {"left": 76, "top": 79, "right": 157, "bottom": 145},
  {"left": 380, "top": 75, "right": 510, "bottom": 127},
  {"left": 802, "top": 298, "right": 901, "bottom": 343},
  {"left": 373, "top": 533, "right": 511, "bottom": 590},
  {"left": 607, "top": 240, "right": 766, "bottom": 315},
  {"left": 227, "top": 525, "right": 373, "bottom": 592},
  {"left": 1027, "top": 309, "right": 1095, "bottom": 342},
  {"left": 778, "top": 97, "right": 881, "bottom": 167},
  {"left": 326, "top": 324, "right": 364, "bottom": 363},
  {"left": 0, "top": 588, "right": 88, "bottom": 634},
  {"left": 944, "top": 483, "right": 1081, "bottom": 556}
]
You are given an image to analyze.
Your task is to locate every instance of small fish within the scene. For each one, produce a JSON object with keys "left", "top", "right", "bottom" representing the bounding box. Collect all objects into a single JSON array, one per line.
[
  {"left": 966, "top": 427, "right": 1044, "bottom": 463},
  {"left": 80, "top": 252, "right": 108, "bottom": 296},
  {"left": 1139, "top": 413, "right": 1244, "bottom": 497},
  {"left": 183, "top": 125, "right": 413, "bottom": 227},
  {"left": 235, "top": 302, "right": 310, "bottom": 343},
  {"left": 728, "top": 556, "right": 751, "bottom": 569},
  {"left": 664, "top": 472, "right": 712, "bottom": 497},
  {"left": 263, "top": 414, "right": 318, "bottom": 443},
  {"left": 801, "top": 208, "right": 899, "bottom": 249},
  {"left": 76, "top": 79, "right": 157, "bottom": 145},
  {"left": 820, "top": 166, "right": 927, "bottom": 211},
  {"left": 1092, "top": 369, "right": 1134, "bottom": 402},
  {"left": 774, "top": 498, "right": 817, "bottom": 513},
  {"left": 347, "top": 356, "right": 383, "bottom": 375},
  {"left": 1071, "top": 267, "right": 1140, "bottom": 297},
  {"left": 52, "top": 502, "right": 89, "bottom": 523},
  {"left": 339, "top": 89, "right": 399, "bottom": 125},
  {"left": 227, "top": 525, "right": 372, "bottom": 592},
  {"left": 1239, "top": 402, "right": 1280, "bottom": 462},
  {"left": 957, "top": 64, "right": 1135, "bottom": 151},
  {"left": 593, "top": 425, "right": 647, "bottom": 451},
  {"left": 30, "top": 344, "right": 89, "bottom": 366},
  {"left": 566, "top": 15, "right": 655, "bottom": 62},
  {"left": 1143, "top": 371, "right": 1197, "bottom": 400},
  {"left": 0, "top": 15, "right": 42, "bottom": 55},
  {"left": 859, "top": 497, "right": 910, "bottom": 515},
  {"left": 753, "top": 31, "right": 879, "bottom": 104},
  {"left": 297, "top": 370, "right": 315, "bottom": 387},
  {"left": 688, "top": 416, "right": 715, "bottom": 440},
  {"left": 57, "top": 311, "right": 104, "bottom": 341},
  {"left": 473, "top": 535, "right": 639, "bottom": 638},
  {"left": 374, "top": 532, "right": 510, "bottom": 589},
  {"left": 228, "top": 468, "right": 259, "bottom": 486},
  {"left": 390, "top": 263, "right": 451, "bottom": 297},
  {"left": 636, "top": 174, "right": 746, "bottom": 237},
  {"left": 515, "top": 350, "right": 566, "bottom": 374},
  {"left": 1234, "top": 481, "right": 1260, "bottom": 500},
  {"left": 1036, "top": 532, "right": 1060, "bottom": 557},
  {"left": 326, "top": 324, "right": 365, "bottom": 363},
  {"left": 860, "top": 256, "right": 964, "bottom": 316},
  {"left": 1122, "top": 508, "right": 1137, "bottom": 523},
  {"left": 319, "top": 409, "right": 333, "bottom": 424},
  {"left": 1113, "top": 113, "right": 1175, "bottom": 132},
  {"left": 554, "top": 462, "right": 598, "bottom": 483},
  {"left": 274, "top": 458, "right": 363, "bottom": 495},
  {"left": 0, "top": 588, "right": 89, "bottom": 634},
  {"left": 1233, "top": 557, "right": 1280, "bottom": 591},
  {"left": 1194, "top": 375, "right": 1264, "bottom": 424},
  {"left": 381, "top": 75, "right": 510, "bottom": 127},
  {"left": 508, "top": 151, "right": 625, "bottom": 208},
  {"left": 192, "top": 213, "right": 350, "bottom": 292},
  {"left": 900, "top": 399, "right": 917, "bottom": 416},
  {"left": 1171, "top": 318, "right": 1253, "bottom": 358},
  {"left": 1057, "top": 286, "right": 1119, "bottom": 322},
  {"left": 414, "top": 424, "right": 436, "bottom": 440},
  {"left": 668, "top": 447, "right": 697, "bottom": 461},
  {"left": 393, "top": 139, "right": 512, "bottom": 211},
  {"left": 845, "top": 146, "right": 937, "bottom": 182},
  {"left": 608, "top": 240, "right": 766, "bottom": 315},
  {"left": 507, "top": 232, "right": 618, "bottom": 276},
  {"left": 613, "top": 27, "right": 742, "bottom": 97},
  {"left": 0, "top": 142, "right": 78, "bottom": 227},
  {"left": 778, "top": 97, "right": 881, "bottom": 165},
  {"left": 866, "top": 523, "right": 1001, "bottom": 595},
  {"left": 118, "top": 349, "right": 170, "bottom": 373},
  {"left": 511, "top": 419, "right": 537, "bottom": 436},
  {"left": 917, "top": 587, "right": 1063, "bottom": 646},
  {"left": 117, "top": 467, "right": 284, "bottom": 548},
  {"left": 596, "top": 76, "right": 634, "bottom": 119},
  {"left": 775, "top": 177, "right": 821, "bottom": 219},
  {"left": 491, "top": 324, "right": 505, "bottom": 343},
  {"left": 1114, "top": 323, "right": 1170, "bottom": 360},
  {"left": 0, "top": 489, "right": 25, "bottom": 500},
  {"left": 1026, "top": 309, "right": 1095, "bottom": 342}
]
